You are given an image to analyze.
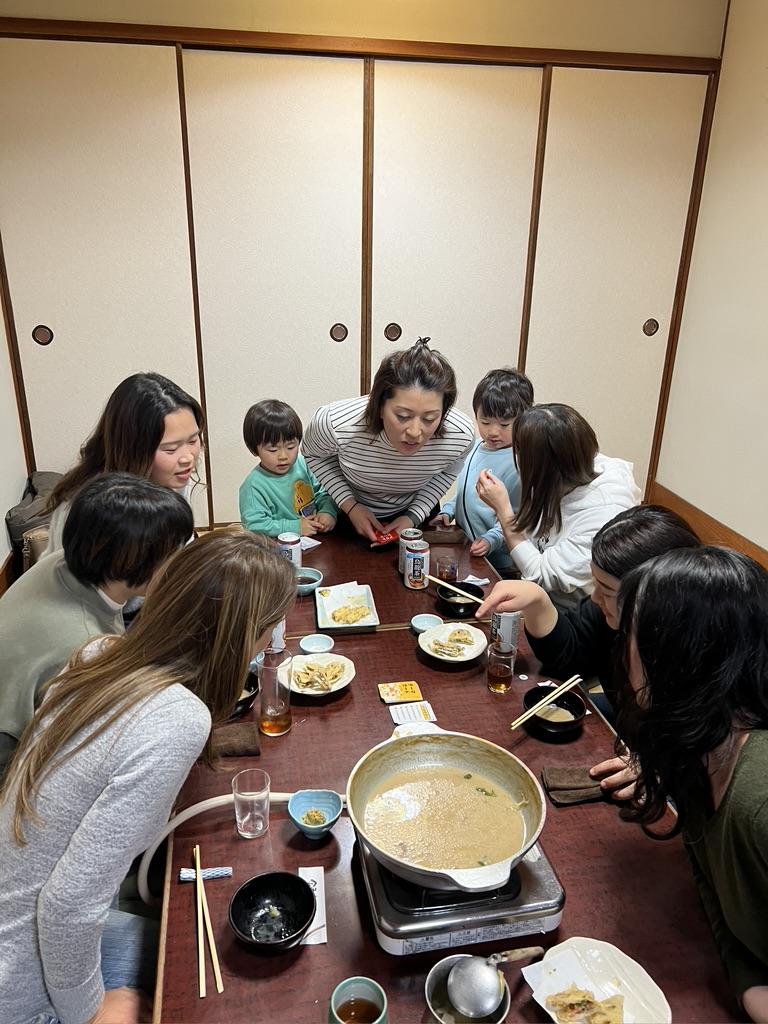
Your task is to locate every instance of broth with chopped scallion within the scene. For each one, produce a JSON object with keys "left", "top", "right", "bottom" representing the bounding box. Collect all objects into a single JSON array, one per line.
[{"left": 363, "top": 767, "right": 526, "bottom": 869}]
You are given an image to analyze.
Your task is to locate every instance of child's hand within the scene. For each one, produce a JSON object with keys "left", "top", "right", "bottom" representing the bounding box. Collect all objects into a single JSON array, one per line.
[
  {"left": 314, "top": 513, "right": 336, "bottom": 533},
  {"left": 470, "top": 537, "right": 491, "bottom": 557},
  {"left": 429, "top": 513, "right": 452, "bottom": 528},
  {"left": 300, "top": 517, "right": 318, "bottom": 536}
]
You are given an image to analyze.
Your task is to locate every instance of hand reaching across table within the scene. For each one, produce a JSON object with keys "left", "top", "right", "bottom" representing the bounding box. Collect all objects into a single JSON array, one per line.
[{"left": 344, "top": 501, "right": 384, "bottom": 543}]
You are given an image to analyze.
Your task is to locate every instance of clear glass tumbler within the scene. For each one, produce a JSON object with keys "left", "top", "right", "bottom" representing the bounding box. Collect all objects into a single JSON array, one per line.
[
  {"left": 258, "top": 648, "right": 292, "bottom": 736},
  {"left": 232, "top": 768, "right": 271, "bottom": 839},
  {"left": 486, "top": 640, "right": 515, "bottom": 694}
]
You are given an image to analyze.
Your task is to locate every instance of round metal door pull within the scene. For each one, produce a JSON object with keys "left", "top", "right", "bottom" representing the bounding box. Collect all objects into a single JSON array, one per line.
[
  {"left": 32, "top": 324, "right": 54, "bottom": 346},
  {"left": 643, "top": 318, "right": 660, "bottom": 336},
  {"left": 329, "top": 323, "right": 348, "bottom": 342},
  {"left": 384, "top": 322, "right": 402, "bottom": 341}
]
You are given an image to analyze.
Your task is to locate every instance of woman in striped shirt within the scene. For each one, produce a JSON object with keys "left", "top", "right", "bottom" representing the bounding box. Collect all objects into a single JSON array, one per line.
[{"left": 303, "top": 339, "right": 475, "bottom": 542}]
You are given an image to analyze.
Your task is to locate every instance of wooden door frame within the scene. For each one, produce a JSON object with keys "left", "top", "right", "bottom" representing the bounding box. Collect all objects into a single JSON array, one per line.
[{"left": 0, "top": 17, "right": 721, "bottom": 529}]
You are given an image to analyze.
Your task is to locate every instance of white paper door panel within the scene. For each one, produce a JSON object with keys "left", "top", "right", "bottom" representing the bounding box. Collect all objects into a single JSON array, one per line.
[
  {"left": 371, "top": 62, "right": 542, "bottom": 420},
  {"left": 0, "top": 39, "right": 200, "bottom": 495},
  {"left": 183, "top": 50, "right": 363, "bottom": 523},
  {"left": 525, "top": 68, "right": 706, "bottom": 487}
]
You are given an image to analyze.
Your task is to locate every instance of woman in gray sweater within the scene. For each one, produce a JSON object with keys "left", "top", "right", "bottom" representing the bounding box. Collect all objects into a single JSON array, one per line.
[{"left": 0, "top": 530, "right": 296, "bottom": 1024}]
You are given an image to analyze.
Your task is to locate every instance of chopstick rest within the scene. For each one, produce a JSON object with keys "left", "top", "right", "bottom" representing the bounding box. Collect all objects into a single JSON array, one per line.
[
  {"left": 540, "top": 766, "right": 604, "bottom": 807},
  {"left": 180, "top": 866, "right": 233, "bottom": 881}
]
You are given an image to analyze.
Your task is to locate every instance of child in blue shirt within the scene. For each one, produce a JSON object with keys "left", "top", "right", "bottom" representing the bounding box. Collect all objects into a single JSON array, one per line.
[
  {"left": 239, "top": 400, "right": 337, "bottom": 538},
  {"left": 431, "top": 368, "right": 533, "bottom": 572}
]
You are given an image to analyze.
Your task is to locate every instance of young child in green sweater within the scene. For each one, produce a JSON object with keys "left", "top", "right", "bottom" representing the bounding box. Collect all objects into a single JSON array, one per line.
[{"left": 239, "top": 400, "right": 337, "bottom": 538}]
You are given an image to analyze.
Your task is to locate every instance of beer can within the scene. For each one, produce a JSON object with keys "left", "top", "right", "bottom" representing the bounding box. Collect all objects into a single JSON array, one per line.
[
  {"left": 491, "top": 610, "right": 522, "bottom": 649},
  {"left": 398, "top": 528, "right": 423, "bottom": 574},
  {"left": 404, "top": 540, "right": 430, "bottom": 590},
  {"left": 277, "top": 532, "right": 302, "bottom": 568}
]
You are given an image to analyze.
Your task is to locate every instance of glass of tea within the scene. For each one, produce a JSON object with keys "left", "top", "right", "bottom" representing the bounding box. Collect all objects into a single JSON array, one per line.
[
  {"left": 435, "top": 554, "right": 459, "bottom": 583},
  {"left": 258, "top": 648, "right": 292, "bottom": 736},
  {"left": 329, "top": 977, "right": 388, "bottom": 1024},
  {"left": 486, "top": 640, "right": 515, "bottom": 694}
]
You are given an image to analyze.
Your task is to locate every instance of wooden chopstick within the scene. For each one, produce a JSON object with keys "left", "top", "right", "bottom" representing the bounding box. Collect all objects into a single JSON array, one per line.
[
  {"left": 193, "top": 845, "right": 206, "bottom": 998},
  {"left": 194, "top": 845, "right": 224, "bottom": 995},
  {"left": 509, "top": 675, "right": 582, "bottom": 733},
  {"left": 425, "top": 575, "right": 484, "bottom": 604}
]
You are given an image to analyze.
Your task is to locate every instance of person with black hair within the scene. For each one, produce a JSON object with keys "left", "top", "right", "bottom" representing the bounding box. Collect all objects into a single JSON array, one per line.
[
  {"left": 477, "top": 506, "right": 701, "bottom": 793},
  {"left": 239, "top": 399, "right": 336, "bottom": 538},
  {"left": 476, "top": 403, "right": 640, "bottom": 602},
  {"left": 44, "top": 372, "right": 203, "bottom": 555},
  {"left": 303, "top": 339, "right": 474, "bottom": 542},
  {"left": 431, "top": 367, "right": 534, "bottom": 572},
  {"left": 0, "top": 473, "right": 193, "bottom": 777},
  {"left": 616, "top": 547, "right": 768, "bottom": 1020}
]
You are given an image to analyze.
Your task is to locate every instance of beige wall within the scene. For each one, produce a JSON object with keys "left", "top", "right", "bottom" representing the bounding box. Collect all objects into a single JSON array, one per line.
[
  {"left": 656, "top": 0, "right": 768, "bottom": 549},
  {"left": 0, "top": 315, "right": 29, "bottom": 563},
  {"left": 0, "top": 0, "right": 727, "bottom": 57}
]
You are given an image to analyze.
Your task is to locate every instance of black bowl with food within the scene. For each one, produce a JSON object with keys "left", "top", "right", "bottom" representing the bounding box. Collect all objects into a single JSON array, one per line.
[
  {"left": 522, "top": 685, "right": 586, "bottom": 742},
  {"left": 229, "top": 669, "right": 260, "bottom": 720},
  {"left": 435, "top": 582, "right": 485, "bottom": 619},
  {"left": 229, "top": 871, "right": 316, "bottom": 952}
]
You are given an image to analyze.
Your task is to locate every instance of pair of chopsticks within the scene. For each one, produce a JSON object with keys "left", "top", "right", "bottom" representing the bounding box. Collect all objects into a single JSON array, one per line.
[
  {"left": 194, "top": 845, "right": 223, "bottom": 998},
  {"left": 425, "top": 575, "right": 484, "bottom": 604},
  {"left": 509, "top": 674, "right": 582, "bottom": 733}
]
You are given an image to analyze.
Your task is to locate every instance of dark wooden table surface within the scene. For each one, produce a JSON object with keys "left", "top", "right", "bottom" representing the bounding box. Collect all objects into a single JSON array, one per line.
[
  {"left": 286, "top": 534, "right": 495, "bottom": 634},
  {"left": 155, "top": 542, "right": 738, "bottom": 1024}
]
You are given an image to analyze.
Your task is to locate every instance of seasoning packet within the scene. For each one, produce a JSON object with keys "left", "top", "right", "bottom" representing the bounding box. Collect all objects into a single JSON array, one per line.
[{"left": 378, "top": 681, "right": 423, "bottom": 703}]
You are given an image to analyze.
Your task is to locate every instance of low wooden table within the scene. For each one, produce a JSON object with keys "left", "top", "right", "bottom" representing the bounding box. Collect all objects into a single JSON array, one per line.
[{"left": 155, "top": 546, "right": 738, "bottom": 1023}]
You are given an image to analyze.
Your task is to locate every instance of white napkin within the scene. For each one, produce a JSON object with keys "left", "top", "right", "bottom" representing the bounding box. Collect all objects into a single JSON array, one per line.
[
  {"left": 299, "top": 866, "right": 327, "bottom": 944},
  {"left": 462, "top": 574, "right": 490, "bottom": 586},
  {"left": 300, "top": 536, "right": 322, "bottom": 550}
]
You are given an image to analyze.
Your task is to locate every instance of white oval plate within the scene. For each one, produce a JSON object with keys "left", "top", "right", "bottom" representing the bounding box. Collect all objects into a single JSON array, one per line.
[
  {"left": 521, "top": 936, "right": 671, "bottom": 1024},
  {"left": 279, "top": 653, "right": 355, "bottom": 697},
  {"left": 418, "top": 623, "right": 487, "bottom": 662}
]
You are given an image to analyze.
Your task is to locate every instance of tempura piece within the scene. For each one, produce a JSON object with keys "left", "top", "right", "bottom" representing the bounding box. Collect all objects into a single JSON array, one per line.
[
  {"left": 447, "top": 628, "right": 474, "bottom": 646},
  {"left": 331, "top": 604, "right": 371, "bottom": 625},
  {"left": 293, "top": 660, "right": 345, "bottom": 692},
  {"left": 545, "top": 986, "right": 624, "bottom": 1024}
]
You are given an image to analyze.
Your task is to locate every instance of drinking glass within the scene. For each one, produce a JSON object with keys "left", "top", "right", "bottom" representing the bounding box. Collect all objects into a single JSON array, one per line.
[
  {"left": 436, "top": 554, "right": 459, "bottom": 583},
  {"left": 258, "top": 648, "right": 292, "bottom": 736},
  {"left": 486, "top": 640, "right": 515, "bottom": 693},
  {"left": 232, "top": 768, "right": 271, "bottom": 839}
]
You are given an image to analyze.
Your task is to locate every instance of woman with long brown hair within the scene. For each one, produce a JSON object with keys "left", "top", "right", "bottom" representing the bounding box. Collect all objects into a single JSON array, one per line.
[
  {"left": 0, "top": 529, "right": 296, "bottom": 1024},
  {"left": 45, "top": 372, "right": 204, "bottom": 554},
  {"left": 476, "top": 403, "right": 640, "bottom": 604}
]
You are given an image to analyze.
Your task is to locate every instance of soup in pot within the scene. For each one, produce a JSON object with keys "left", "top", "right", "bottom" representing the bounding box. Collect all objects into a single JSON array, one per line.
[{"left": 363, "top": 767, "right": 526, "bottom": 869}]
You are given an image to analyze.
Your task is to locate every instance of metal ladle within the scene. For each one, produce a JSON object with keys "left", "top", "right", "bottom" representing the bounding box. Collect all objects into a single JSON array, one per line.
[{"left": 446, "top": 946, "right": 544, "bottom": 1019}]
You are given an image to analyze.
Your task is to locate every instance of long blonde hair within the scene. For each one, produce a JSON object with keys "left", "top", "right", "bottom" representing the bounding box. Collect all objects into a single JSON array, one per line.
[{"left": 2, "top": 528, "right": 296, "bottom": 844}]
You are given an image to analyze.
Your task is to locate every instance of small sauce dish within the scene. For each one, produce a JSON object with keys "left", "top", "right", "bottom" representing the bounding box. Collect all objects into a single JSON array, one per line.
[
  {"left": 299, "top": 633, "right": 335, "bottom": 654},
  {"left": 411, "top": 613, "right": 444, "bottom": 634},
  {"left": 296, "top": 567, "right": 323, "bottom": 596},
  {"left": 287, "top": 789, "right": 343, "bottom": 839}
]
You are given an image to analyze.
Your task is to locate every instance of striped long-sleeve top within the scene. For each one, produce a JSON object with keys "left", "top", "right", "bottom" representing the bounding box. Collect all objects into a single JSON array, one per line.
[{"left": 303, "top": 396, "right": 475, "bottom": 524}]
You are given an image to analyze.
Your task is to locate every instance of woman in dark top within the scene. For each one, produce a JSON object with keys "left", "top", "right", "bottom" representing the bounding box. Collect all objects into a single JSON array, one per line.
[
  {"left": 617, "top": 548, "right": 768, "bottom": 1019},
  {"left": 477, "top": 505, "right": 701, "bottom": 795}
]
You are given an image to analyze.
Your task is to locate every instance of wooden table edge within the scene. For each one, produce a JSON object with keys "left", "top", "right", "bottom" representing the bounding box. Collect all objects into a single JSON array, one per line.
[{"left": 152, "top": 823, "right": 175, "bottom": 1023}]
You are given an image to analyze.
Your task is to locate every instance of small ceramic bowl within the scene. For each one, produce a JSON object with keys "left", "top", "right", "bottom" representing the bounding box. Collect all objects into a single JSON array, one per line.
[
  {"left": 425, "top": 954, "right": 510, "bottom": 1023},
  {"left": 522, "top": 685, "right": 587, "bottom": 741},
  {"left": 296, "top": 567, "right": 324, "bottom": 596},
  {"left": 411, "top": 613, "right": 444, "bottom": 634},
  {"left": 287, "top": 789, "right": 343, "bottom": 839},
  {"left": 299, "top": 633, "right": 335, "bottom": 654},
  {"left": 435, "top": 583, "right": 485, "bottom": 619},
  {"left": 229, "top": 871, "right": 316, "bottom": 952}
]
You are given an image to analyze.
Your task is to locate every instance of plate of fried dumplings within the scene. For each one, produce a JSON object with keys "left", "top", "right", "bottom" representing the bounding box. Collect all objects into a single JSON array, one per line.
[
  {"left": 279, "top": 653, "right": 355, "bottom": 697},
  {"left": 418, "top": 622, "right": 487, "bottom": 663}
]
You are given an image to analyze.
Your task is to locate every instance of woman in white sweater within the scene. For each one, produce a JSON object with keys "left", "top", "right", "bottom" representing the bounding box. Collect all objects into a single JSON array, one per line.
[
  {"left": 0, "top": 530, "right": 296, "bottom": 1024},
  {"left": 477, "top": 403, "right": 640, "bottom": 603},
  {"left": 303, "top": 339, "right": 475, "bottom": 542}
]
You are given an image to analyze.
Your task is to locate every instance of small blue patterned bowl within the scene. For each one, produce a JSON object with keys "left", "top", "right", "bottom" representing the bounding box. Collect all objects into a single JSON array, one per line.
[
  {"left": 296, "top": 567, "right": 323, "bottom": 596},
  {"left": 287, "top": 789, "right": 343, "bottom": 839}
]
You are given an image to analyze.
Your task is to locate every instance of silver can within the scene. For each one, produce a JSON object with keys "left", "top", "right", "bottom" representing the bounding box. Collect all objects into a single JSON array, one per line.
[
  {"left": 491, "top": 610, "right": 522, "bottom": 649},
  {"left": 404, "top": 539, "right": 430, "bottom": 590},
  {"left": 277, "top": 532, "right": 302, "bottom": 568},
  {"left": 398, "top": 528, "right": 423, "bottom": 574}
]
